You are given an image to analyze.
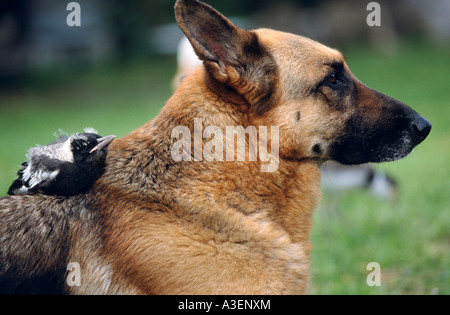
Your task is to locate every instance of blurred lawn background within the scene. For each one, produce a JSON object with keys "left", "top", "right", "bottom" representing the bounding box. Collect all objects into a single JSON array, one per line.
[{"left": 0, "top": 0, "right": 449, "bottom": 295}]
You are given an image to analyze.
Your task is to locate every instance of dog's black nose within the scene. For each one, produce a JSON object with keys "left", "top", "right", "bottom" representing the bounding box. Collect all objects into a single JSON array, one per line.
[{"left": 411, "top": 116, "right": 432, "bottom": 143}]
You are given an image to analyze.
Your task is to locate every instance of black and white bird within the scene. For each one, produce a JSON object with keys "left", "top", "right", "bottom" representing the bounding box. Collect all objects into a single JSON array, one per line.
[{"left": 8, "top": 128, "right": 115, "bottom": 196}]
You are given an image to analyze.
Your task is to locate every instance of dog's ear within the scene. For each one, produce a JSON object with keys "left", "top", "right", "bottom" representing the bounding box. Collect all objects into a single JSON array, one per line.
[
  {"left": 175, "top": 0, "right": 278, "bottom": 114},
  {"left": 175, "top": 0, "right": 249, "bottom": 71}
]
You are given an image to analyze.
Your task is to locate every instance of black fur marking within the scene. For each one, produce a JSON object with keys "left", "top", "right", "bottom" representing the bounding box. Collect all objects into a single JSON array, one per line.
[{"left": 313, "top": 144, "right": 322, "bottom": 155}]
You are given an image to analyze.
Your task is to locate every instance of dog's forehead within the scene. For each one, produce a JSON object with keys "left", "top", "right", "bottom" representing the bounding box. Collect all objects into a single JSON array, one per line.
[
  {"left": 255, "top": 28, "right": 345, "bottom": 96},
  {"left": 255, "top": 28, "right": 344, "bottom": 69}
]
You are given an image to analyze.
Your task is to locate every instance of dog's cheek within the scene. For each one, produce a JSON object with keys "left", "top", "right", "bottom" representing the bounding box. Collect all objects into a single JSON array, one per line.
[{"left": 242, "top": 56, "right": 280, "bottom": 115}]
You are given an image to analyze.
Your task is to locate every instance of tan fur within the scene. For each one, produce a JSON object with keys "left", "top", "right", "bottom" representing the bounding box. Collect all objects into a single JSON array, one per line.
[{"left": 70, "top": 66, "right": 321, "bottom": 293}]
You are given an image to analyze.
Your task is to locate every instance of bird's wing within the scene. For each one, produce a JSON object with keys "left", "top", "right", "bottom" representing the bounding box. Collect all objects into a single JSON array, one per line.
[{"left": 23, "top": 157, "right": 61, "bottom": 188}]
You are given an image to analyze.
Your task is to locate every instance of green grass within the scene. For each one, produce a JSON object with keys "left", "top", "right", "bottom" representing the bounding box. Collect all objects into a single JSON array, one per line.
[{"left": 0, "top": 42, "right": 448, "bottom": 295}]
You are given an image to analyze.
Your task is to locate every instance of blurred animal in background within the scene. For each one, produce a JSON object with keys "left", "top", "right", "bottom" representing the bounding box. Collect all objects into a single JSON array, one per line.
[
  {"left": 321, "top": 161, "right": 398, "bottom": 200},
  {"left": 8, "top": 128, "right": 115, "bottom": 196},
  {"left": 172, "top": 36, "right": 203, "bottom": 90},
  {"left": 172, "top": 36, "right": 399, "bottom": 201}
]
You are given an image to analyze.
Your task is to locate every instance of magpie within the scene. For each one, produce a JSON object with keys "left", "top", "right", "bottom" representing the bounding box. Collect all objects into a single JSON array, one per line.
[{"left": 8, "top": 128, "right": 116, "bottom": 196}]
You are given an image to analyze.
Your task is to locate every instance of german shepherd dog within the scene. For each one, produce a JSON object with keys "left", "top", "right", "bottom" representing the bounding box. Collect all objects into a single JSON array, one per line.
[{"left": 0, "top": 0, "right": 431, "bottom": 294}]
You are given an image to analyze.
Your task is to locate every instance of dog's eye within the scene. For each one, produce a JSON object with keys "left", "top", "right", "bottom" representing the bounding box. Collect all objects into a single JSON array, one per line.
[
  {"left": 315, "top": 71, "right": 344, "bottom": 92},
  {"left": 327, "top": 73, "right": 337, "bottom": 84}
]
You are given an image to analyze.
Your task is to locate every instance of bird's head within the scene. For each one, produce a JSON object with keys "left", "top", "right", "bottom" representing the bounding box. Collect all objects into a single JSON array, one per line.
[{"left": 70, "top": 133, "right": 116, "bottom": 164}]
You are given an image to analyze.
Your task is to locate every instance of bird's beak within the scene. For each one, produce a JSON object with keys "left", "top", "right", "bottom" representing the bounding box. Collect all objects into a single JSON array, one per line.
[{"left": 90, "top": 135, "right": 116, "bottom": 153}]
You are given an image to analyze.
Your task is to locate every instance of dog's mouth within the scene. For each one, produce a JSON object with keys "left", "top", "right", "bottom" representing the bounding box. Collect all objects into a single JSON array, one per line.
[{"left": 330, "top": 132, "right": 412, "bottom": 165}]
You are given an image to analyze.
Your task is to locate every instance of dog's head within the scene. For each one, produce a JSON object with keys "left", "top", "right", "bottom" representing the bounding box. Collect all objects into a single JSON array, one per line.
[{"left": 175, "top": 0, "right": 431, "bottom": 165}]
